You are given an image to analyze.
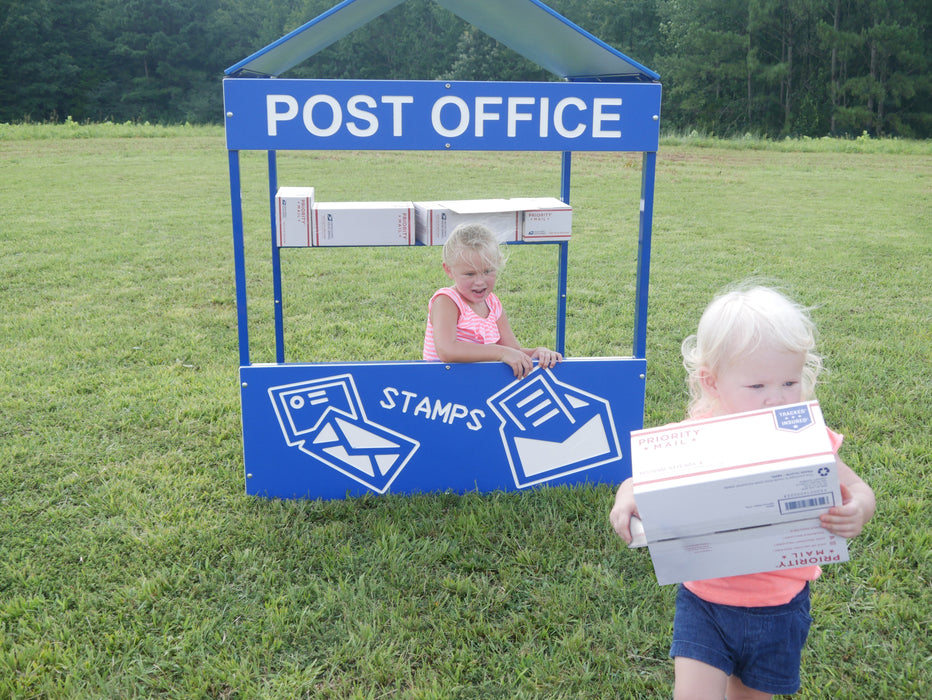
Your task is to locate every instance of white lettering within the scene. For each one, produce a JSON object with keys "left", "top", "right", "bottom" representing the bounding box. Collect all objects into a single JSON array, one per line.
[
  {"left": 554, "top": 97, "right": 587, "bottom": 138},
  {"left": 432, "top": 96, "right": 469, "bottom": 138},
  {"left": 347, "top": 95, "right": 378, "bottom": 137},
  {"left": 380, "top": 386, "right": 398, "bottom": 410},
  {"left": 431, "top": 400, "right": 453, "bottom": 423},
  {"left": 303, "top": 95, "right": 342, "bottom": 137},
  {"left": 381, "top": 95, "right": 413, "bottom": 136},
  {"left": 380, "top": 387, "right": 485, "bottom": 430},
  {"left": 449, "top": 404, "right": 469, "bottom": 423},
  {"left": 264, "top": 90, "right": 628, "bottom": 144},
  {"left": 539, "top": 97, "right": 549, "bottom": 138},
  {"left": 474, "top": 96, "right": 503, "bottom": 137},
  {"left": 593, "top": 98, "right": 622, "bottom": 138},
  {"left": 267, "top": 95, "right": 298, "bottom": 136},
  {"left": 414, "top": 396, "right": 432, "bottom": 419},
  {"left": 428, "top": 400, "right": 471, "bottom": 424},
  {"left": 507, "top": 97, "right": 535, "bottom": 137},
  {"left": 400, "top": 390, "right": 417, "bottom": 412}
]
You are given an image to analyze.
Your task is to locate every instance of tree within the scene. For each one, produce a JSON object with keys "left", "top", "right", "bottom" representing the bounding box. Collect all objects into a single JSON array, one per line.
[
  {"left": 834, "top": 0, "right": 929, "bottom": 136},
  {"left": 0, "top": 0, "right": 927, "bottom": 133},
  {"left": 0, "top": 0, "right": 105, "bottom": 121},
  {"left": 655, "top": 0, "right": 752, "bottom": 134},
  {"left": 546, "top": 0, "right": 661, "bottom": 66},
  {"left": 286, "top": 0, "right": 466, "bottom": 80}
]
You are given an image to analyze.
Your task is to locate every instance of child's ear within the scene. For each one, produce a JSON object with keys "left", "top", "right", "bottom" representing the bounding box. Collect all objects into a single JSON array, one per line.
[
  {"left": 698, "top": 367, "right": 719, "bottom": 397},
  {"left": 442, "top": 262, "right": 454, "bottom": 280}
]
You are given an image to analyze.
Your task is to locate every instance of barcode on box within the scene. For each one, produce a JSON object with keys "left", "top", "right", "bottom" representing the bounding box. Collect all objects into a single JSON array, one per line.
[{"left": 778, "top": 493, "right": 835, "bottom": 515}]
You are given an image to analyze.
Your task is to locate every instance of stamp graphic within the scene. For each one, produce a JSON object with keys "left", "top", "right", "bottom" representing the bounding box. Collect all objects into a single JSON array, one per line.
[{"left": 268, "top": 374, "right": 419, "bottom": 493}]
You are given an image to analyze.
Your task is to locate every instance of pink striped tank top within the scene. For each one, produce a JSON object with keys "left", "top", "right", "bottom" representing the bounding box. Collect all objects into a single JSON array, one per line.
[{"left": 423, "top": 287, "right": 503, "bottom": 361}]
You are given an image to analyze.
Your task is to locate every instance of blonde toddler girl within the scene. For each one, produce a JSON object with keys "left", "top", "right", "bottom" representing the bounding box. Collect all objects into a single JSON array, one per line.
[
  {"left": 610, "top": 284, "right": 875, "bottom": 700},
  {"left": 423, "top": 223, "right": 562, "bottom": 378}
]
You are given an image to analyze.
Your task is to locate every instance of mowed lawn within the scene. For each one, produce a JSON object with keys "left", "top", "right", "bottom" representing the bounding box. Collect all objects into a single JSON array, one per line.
[{"left": 1, "top": 125, "right": 930, "bottom": 698}]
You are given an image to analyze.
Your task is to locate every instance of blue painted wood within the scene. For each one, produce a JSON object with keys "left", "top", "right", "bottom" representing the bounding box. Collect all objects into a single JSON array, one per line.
[
  {"left": 241, "top": 358, "right": 645, "bottom": 499},
  {"left": 223, "top": 79, "right": 661, "bottom": 153}
]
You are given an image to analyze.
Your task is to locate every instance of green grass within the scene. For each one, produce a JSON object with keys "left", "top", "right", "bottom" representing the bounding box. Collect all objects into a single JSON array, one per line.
[{"left": 1, "top": 124, "right": 930, "bottom": 698}]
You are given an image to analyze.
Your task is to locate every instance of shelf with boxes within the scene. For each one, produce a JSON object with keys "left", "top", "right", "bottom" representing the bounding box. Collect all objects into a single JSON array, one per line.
[{"left": 275, "top": 187, "right": 573, "bottom": 248}]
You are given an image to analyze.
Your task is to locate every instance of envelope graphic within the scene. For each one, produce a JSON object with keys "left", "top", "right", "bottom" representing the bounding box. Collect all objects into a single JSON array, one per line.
[
  {"left": 269, "top": 375, "right": 419, "bottom": 493},
  {"left": 515, "top": 414, "right": 611, "bottom": 477},
  {"left": 487, "top": 370, "right": 621, "bottom": 488},
  {"left": 312, "top": 415, "right": 407, "bottom": 479}
]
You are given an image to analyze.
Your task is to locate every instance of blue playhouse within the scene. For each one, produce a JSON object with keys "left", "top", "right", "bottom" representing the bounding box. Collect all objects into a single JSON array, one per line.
[{"left": 223, "top": 0, "right": 661, "bottom": 499}]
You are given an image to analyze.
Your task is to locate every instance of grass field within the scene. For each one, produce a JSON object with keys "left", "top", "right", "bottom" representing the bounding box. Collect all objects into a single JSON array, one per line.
[{"left": 1, "top": 125, "right": 930, "bottom": 698}]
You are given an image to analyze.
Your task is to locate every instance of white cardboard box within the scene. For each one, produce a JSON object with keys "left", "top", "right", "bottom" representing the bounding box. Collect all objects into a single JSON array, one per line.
[
  {"left": 511, "top": 197, "right": 573, "bottom": 241},
  {"left": 313, "top": 201, "right": 414, "bottom": 246},
  {"left": 275, "top": 187, "right": 315, "bottom": 247},
  {"left": 414, "top": 200, "right": 522, "bottom": 246},
  {"left": 630, "top": 401, "right": 849, "bottom": 585}
]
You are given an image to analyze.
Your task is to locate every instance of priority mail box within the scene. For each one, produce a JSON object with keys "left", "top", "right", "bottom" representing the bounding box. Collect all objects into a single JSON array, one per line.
[
  {"left": 511, "top": 197, "right": 573, "bottom": 241},
  {"left": 630, "top": 401, "right": 848, "bottom": 585},
  {"left": 313, "top": 201, "right": 414, "bottom": 246},
  {"left": 414, "top": 200, "right": 521, "bottom": 246},
  {"left": 275, "top": 187, "right": 314, "bottom": 247}
]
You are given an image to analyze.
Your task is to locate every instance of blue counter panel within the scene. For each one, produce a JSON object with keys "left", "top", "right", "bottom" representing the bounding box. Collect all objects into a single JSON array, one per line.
[{"left": 241, "top": 357, "right": 645, "bottom": 499}]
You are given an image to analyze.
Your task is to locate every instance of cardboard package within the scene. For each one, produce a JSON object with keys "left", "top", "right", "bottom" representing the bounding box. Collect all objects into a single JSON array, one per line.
[
  {"left": 630, "top": 401, "right": 849, "bottom": 585},
  {"left": 414, "top": 197, "right": 572, "bottom": 245},
  {"left": 275, "top": 187, "right": 315, "bottom": 247},
  {"left": 511, "top": 197, "right": 573, "bottom": 241},
  {"left": 313, "top": 201, "right": 414, "bottom": 246},
  {"left": 414, "top": 200, "right": 522, "bottom": 246}
]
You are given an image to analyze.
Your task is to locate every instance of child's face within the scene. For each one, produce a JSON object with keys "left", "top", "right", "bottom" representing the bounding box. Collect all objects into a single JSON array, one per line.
[
  {"left": 444, "top": 249, "right": 499, "bottom": 306},
  {"left": 702, "top": 346, "right": 806, "bottom": 415}
]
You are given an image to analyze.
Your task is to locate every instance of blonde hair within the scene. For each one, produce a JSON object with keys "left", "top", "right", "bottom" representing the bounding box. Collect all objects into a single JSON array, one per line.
[
  {"left": 682, "top": 284, "right": 823, "bottom": 418},
  {"left": 442, "top": 223, "right": 505, "bottom": 272}
]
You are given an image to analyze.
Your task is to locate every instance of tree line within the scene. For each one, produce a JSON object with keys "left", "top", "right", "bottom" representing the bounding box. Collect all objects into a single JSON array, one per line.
[{"left": 1, "top": 0, "right": 928, "bottom": 137}]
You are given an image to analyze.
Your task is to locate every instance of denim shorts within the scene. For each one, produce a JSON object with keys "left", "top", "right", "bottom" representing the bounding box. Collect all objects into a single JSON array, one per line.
[{"left": 669, "top": 583, "right": 813, "bottom": 695}]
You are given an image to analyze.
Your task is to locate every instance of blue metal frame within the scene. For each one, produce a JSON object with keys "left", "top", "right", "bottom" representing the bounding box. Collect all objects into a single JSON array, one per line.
[
  {"left": 223, "top": 1, "right": 660, "bottom": 499},
  {"left": 634, "top": 151, "right": 657, "bottom": 358},
  {"left": 228, "top": 150, "right": 250, "bottom": 367},
  {"left": 223, "top": 74, "right": 660, "bottom": 364},
  {"left": 268, "top": 151, "right": 286, "bottom": 363},
  {"left": 226, "top": 81, "right": 658, "bottom": 364}
]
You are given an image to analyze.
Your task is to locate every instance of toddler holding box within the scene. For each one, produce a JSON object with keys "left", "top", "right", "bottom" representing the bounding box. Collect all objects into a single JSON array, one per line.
[{"left": 610, "top": 283, "right": 874, "bottom": 700}]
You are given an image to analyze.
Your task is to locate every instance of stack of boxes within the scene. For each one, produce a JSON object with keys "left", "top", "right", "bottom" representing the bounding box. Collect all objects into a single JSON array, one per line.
[
  {"left": 275, "top": 188, "right": 572, "bottom": 247},
  {"left": 628, "top": 401, "right": 849, "bottom": 585}
]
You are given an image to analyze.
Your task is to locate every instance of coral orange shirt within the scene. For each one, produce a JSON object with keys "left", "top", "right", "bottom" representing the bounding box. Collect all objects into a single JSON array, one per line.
[{"left": 683, "top": 428, "right": 844, "bottom": 607}]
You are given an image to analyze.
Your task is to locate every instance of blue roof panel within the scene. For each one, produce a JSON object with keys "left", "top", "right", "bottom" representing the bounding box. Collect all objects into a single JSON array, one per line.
[{"left": 225, "top": 0, "right": 659, "bottom": 82}]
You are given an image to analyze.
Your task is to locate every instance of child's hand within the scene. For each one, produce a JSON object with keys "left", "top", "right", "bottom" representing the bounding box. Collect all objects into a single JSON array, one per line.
[
  {"left": 501, "top": 346, "right": 534, "bottom": 378},
  {"left": 531, "top": 347, "right": 563, "bottom": 370},
  {"left": 609, "top": 478, "right": 639, "bottom": 544},
  {"left": 820, "top": 482, "right": 873, "bottom": 539}
]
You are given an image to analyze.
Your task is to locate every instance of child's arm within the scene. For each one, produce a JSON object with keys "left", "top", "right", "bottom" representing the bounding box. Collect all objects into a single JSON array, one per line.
[
  {"left": 820, "top": 457, "right": 875, "bottom": 539},
  {"left": 609, "top": 478, "right": 640, "bottom": 545},
  {"left": 430, "top": 296, "right": 534, "bottom": 377},
  {"left": 496, "top": 311, "right": 563, "bottom": 370}
]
